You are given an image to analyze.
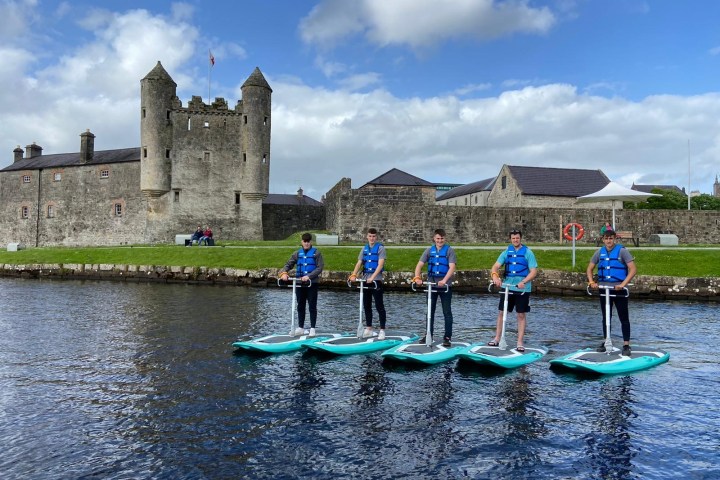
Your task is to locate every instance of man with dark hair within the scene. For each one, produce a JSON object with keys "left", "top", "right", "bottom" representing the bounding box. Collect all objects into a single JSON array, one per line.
[
  {"left": 349, "top": 228, "right": 387, "bottom": 339},
  {"left": 586, "top": 228, "right": 637, "bottom": 356},
  {"left": 488, "top": 229, "right": 538, "bottom": 351},
  {"left": 413, "top": 228, "right": 456, "bottom": 346},
  {"left": 279, "top": 233, "right": 324, "bottom": 337},
  {"left": 188, "top": 225, "right": 203, "bottom": 246}
]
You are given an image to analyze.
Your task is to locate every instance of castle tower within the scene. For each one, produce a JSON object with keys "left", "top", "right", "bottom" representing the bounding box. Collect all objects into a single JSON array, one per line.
[
  {"left": 715, "top": 175, "right": 720, "bottom": 198},
  {"left": 239, "top": 67, "right": 272, "bottom": 238},
  {"left": 140, "top": 61, "right": 176, "bottom": 197}
]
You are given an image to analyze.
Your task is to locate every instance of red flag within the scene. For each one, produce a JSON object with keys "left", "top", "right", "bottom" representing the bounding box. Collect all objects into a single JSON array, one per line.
[{"left": 209, "top": 50, "right": 215, "bottom": 67}]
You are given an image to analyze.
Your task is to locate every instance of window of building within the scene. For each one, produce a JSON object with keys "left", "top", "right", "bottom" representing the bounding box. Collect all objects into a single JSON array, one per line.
[
  {"left": 264, "top": 116, "right": 268, "bottom": 126},
  {"left": 101, "top": 170, "right": 109, "bottom": 178},
  {"left": 165, "top": 149, "right": 170, "bottom": 159},
  {"left": 22, "top": 175, "right": 30, "bottom": 183},
  {"left": 203, "top": 121, "right": 209, "bottom": 128},
  {"left": 204, "top": 152, "right": 210, "bottom": 161},
  {"left": 174, "top": 191, "right": 180, "bottom": 202},
  {"left": 54, "top": 172, "right": 62, "bottom": 181},
  {"left": 47, "top": 205, "right": 55, "bottom": 218},
  {"left": 143, "top": 148, "right": 147, "bottom": 158},
  {"left": 166, "top": 110, "right": 171, "bottom": 120},
  {"left": 114, "top": 203, "right": 122, "bottom": 216},
  {"left": 21, "top": 206, "right": 29, "bottom": 218},
  {"left": 142, "top": 108, "right": 146, "bottom": 118},
  {"left": 501, "top": 175, "right": 507, "bottom": 189},
  {"left": 243, "top": 153, "right": 247, "bottom": 162},
  {"left": 464, "top": 198, "right": 468, "bottom": 205},
  {"left": 235, "top": 193, "right": 240, "bottom": 204},
  {"left": 262, "top": 154, "right": 267, "bottom": 164},
  {"left": 244, "top": 115, "right": 248, "bottom": 124},
  {"left": 187, "top": 117, "right": 191, "bottom": 130}
]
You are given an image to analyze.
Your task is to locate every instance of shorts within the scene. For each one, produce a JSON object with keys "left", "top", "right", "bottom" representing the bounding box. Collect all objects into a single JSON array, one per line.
[{"left": 498, "top": 291, "right": 531, "bottom": 313}]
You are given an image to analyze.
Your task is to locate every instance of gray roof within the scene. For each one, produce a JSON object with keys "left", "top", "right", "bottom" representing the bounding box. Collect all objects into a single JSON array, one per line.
[
  {"left": 436, "top": 177, "right": 496, "bottom": 201},
  {"left": 507, "top": 165, "right": 610, "bottom": 197},
  {"left": 263, "top": 194, "right": 323, "bottom": 206},
  {"left": 242, "top": 67, "right": 272, "bottom": 92},
  {"left": 632, "top": 184, "right": 686, "bottom": 195},
  {"left": 2, "top": 148, "right": 140, "bottom": 172},
  {"left": 362, "top": 168, "right": 434, "bottom": 188}
]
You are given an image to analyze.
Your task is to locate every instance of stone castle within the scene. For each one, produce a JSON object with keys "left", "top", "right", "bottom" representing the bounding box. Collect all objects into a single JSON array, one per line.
[{"left": 1, "top": 62, "right": 272, "bottom": 246}]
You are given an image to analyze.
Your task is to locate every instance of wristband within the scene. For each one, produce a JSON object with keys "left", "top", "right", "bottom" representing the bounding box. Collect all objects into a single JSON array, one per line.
[
  {"left": 491, "top": 272, "right": 499, "bottom": 278},
  {"left": 412, "top": 276, "right": 421, "bottom": 282}
]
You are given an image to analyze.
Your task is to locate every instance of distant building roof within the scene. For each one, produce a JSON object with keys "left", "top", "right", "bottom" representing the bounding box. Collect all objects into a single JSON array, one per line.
[
  {"left": 436, "top": 177, "right": 496, "bottom": 201},
  {"left": 507, "top": 165, "right": 610, "bottom": 197},
  {"left": 2, "top": 148, "right": 140, "bottom": 172},
  {"left": 263, "top": 193, "right": 323, "bottom": 206},
  {"left": 631, "top": 183, "right": 686, "bottom": 196},
  {"left": 361, "top": 168, "right": 434, "bottom": 188}
]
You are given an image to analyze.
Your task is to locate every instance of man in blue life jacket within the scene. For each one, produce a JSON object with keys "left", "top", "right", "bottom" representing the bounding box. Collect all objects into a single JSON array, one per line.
[
  {"left": 279, "top": 233, "right": 324, "bottom": 337},
  {"left": 349, "top": 228, "right": 388, "bottom": 340},
  {"left": 413, "top": 229, "right": 457, "bottom": 347},
  {"left": 586, "top": 228, "right": 637, "bottom": 356},
  {"left": 488, "top": 229, "right": 538, "bottom": 352}
]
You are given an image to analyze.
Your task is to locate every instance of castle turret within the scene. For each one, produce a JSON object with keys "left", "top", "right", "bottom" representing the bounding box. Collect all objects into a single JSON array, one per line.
[
  {"left": 240, "top": 67, "right": 272, "bottom": 198},
  {"left": 140, "top": 61, "right": 176, "bottom": 197},
  {"left": 80, "top": 129, "right": 95, "bottom": 163},
  {"left": 715, "top": 174, "right": 720, "bottom": 198}
]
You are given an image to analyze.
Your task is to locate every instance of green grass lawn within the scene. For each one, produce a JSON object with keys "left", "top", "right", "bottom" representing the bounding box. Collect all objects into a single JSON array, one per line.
[{"left": 1, "top": 243, "right": 718, "bottom": 278}]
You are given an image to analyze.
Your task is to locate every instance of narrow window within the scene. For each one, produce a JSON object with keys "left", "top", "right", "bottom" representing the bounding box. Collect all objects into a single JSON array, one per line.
[
  {"left": 203, "top": 121, "right": 209, "bottom": 128},
  {"left": 187, "top": 117, "right": 191, "bottom": 130},
  {"left": 235, "top": 193, "right": 240, "bottom": 204},
  {"left": 263, "top": 116, "right": 268, "bottom": 126},
  {"left": 54, "top": 172, "right": 62, "bottom": 181},
  {"left": 143, "top": 148, "right": 147, "bottom": 158},
  {"left": 204, "top": 152, "right": 210, "bottom": 162},
  {"left": 244, "top": 115, "right": 247, "bottom": 124},
  {"left": 262, "top": 154, "right": 267, "bottom": 164},
  {"left": 21, "top": 206, "right": 29, "bottom": 218},
  {"left": 101, "top": 170, "right": 109, "bottom": 178},
  {"left": 47, "top": 205, "right": 55, "bottom": 218},
  {"left": 114, "top": 204, "right": 122, "bottom": 216},
  {"left": 501, "top": 175, "right": 507, "bottom": 189},
  {"left": 243, "top": 153, "right": 247, "bottom": 162},
  {"left": 174, "top": 191, "right": 180, "bottom": 202},
  {"left": 464, "top": 198, "right": 468, "bottom": 205},
  {"left": 165, "top": 149, "right": 170, "bottom": 159},
  {"left": 142, "top": 108, "right": 146, "bottom": 118},
  {"left": 166, "top": 110, "right": 171, "bottom": 120},
  {"left": 22, "top": 175, "right": 30, "bottom": 183}
]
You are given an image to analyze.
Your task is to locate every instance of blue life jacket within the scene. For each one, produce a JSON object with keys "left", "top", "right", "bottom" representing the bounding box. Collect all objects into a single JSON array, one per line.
[
  {"left": 363, "top": 243, "right": 383, "bottom": 274},
  {"left": 296, "top": 247, "right": 317, "bottom": 276},
  {"left": 505, "top": 245, "right": 529, "bottom": 278},
  {"left": 427, "top": 244, "right": 450, "bottom": 277},
  {"left": 598, "top": 244, "right": 628, "bottom": 282}
]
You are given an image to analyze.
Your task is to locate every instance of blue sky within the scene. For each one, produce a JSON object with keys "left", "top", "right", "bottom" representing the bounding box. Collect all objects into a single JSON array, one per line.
[{"left": 2, "top": 0, "right": 719, "bottom": 199}]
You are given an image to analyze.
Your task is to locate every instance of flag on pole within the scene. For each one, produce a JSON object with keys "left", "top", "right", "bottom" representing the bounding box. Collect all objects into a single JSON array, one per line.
[{"left": 209, "top": 50, "right": 215, "bottom": 67}]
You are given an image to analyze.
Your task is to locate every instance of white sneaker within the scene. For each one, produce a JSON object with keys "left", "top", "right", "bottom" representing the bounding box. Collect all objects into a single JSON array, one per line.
[
  {"left": 363, "top": 327, "right": 374, "bottom": 338},
  {"left": 309, "top": 328, "right": 316, "bottom": 337},
  {"left": 293, "top": 327, "right": 304, "bottom": 336},
  {"left": 378, "top": 330, "right": 386, "bottom": 340}
]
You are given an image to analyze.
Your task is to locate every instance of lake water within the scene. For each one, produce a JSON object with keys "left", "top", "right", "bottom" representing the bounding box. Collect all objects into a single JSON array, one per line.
[{"left": 0, "top": 278, "right": 717, "bottom": 479}]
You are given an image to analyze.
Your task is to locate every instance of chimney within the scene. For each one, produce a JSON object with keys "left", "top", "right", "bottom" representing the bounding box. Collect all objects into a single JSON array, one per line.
[
  {"left": 297, "top": 187, "right": 304, "bottom": 198},
  {"left": 25, "top": 142, "right": 43, "bottom": 158},
  {"left": 80, "top": 129, "right": 95, "bottom": 163},
  {"left": 13, "top": 146, "right": 23, "bottom": 163}
]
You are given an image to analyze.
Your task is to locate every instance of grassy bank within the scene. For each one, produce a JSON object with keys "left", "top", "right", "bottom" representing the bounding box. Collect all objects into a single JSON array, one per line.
[{"left": 1, "top": 243, "right": 718, "bottom": 278}]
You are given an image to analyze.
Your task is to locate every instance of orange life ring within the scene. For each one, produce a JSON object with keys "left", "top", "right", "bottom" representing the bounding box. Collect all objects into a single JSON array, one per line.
[{"left": 563, "top": 223, "right": 585, "bottom": 241}]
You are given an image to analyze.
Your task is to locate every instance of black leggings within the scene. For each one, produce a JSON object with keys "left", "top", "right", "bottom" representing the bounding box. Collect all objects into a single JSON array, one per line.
[
  {"left": 296, "top": 284, "right": 318, "bottom": 328},
  {"left": 599, "top": 294, "right": 631, "bottom": 342}
]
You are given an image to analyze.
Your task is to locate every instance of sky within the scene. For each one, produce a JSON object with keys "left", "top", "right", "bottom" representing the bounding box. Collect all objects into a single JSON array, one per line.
[{"left": 1, "top": 0, "right": 720, "bottom": 200}]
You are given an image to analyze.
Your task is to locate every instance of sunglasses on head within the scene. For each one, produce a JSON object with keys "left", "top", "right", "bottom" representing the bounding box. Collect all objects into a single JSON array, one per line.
[{"left": 509, "top": 230, "right": 521, "bottom": 235}]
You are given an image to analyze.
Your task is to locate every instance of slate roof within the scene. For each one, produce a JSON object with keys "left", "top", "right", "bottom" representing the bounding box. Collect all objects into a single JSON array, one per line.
[
  {"left": 507, "top": 165, "right": 610, "bottom": 197},
  {"left": 2, "top": 148, "right": 141, "bottom": 172},
  {"left": 263, "top": 194, "right": 323, "bottom": 206},
  {"left": 362, "top": 168, "right": 434, "bottom": 188},
  {"left": 631, "top": 184, "right": 686, "bottom": 195},
  {"left": 436, "top": 177, "right": 496, "bottom": 201},
  {"left": 242, "top": 67, "right": 273, "bottom": 92}
]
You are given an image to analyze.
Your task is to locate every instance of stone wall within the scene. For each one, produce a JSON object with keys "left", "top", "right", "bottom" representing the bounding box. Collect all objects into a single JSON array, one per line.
[
  {"left": 324, "top": 178, "right": 720, "bottom": 244},
  {"left": 262, "top": 203, "right": 326, "bottom": 240}
]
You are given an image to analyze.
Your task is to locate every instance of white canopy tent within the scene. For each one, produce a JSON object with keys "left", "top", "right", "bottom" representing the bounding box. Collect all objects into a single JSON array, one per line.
[{"left": 575, "top": 181, "right": 662, "bottom": 229}]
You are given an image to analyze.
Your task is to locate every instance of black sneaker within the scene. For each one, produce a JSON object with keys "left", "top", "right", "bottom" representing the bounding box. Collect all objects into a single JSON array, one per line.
[
  {"left": 596, "top": 343, "right": 607, "bottom": 352},
  {"left": 442, "top": 337, "right": 451, "bottom": 347},
  {"left": 418, "top": 336, "right": 427, "bottom": 344},
  {"left": 622, "top": 345, "right": 631, "bottom": 357}
]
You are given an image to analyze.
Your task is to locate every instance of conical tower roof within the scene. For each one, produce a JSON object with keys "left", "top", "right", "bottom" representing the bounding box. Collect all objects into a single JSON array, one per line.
[
  {"left": 241, "top": 67, "right": 272, "bottom": 92},
  {"left": 142, "top": 61, "right": 177, "bottom": 85}
]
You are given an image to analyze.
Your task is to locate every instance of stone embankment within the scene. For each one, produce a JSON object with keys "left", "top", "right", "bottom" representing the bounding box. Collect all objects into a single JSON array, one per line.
[{"left": 1, "top": 263, "right": 718, "bottom": 301}]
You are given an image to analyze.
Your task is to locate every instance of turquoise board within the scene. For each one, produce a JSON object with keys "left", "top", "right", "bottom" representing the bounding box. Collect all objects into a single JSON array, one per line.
[
  {"left": 381, "top": 340, "right": 470, "bottom": 365},
  {"left": 549, "top": 347, "right": 670, "bottom": 375},
  {"left": 233, "top": 333, "right": 341, "bottom": 354},
  {"left": 305, "top": 333, "right": 419, "bottom": 355},
  {"left": 457, "top": 344, "right": 548, "bottom": 369}
]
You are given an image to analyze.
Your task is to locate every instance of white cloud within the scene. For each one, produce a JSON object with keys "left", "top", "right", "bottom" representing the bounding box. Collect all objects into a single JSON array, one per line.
[{"left": 300, "top": 0, "right": 556, "bottom": 49}]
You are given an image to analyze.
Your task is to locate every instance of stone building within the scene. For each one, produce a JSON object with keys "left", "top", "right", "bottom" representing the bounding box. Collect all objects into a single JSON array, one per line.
[
  {"left": 1, "top": 62, "right": 272, "bottom": 247},
  {"left": 435, "top": 177, "right": 495, "bottom": 206}
]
